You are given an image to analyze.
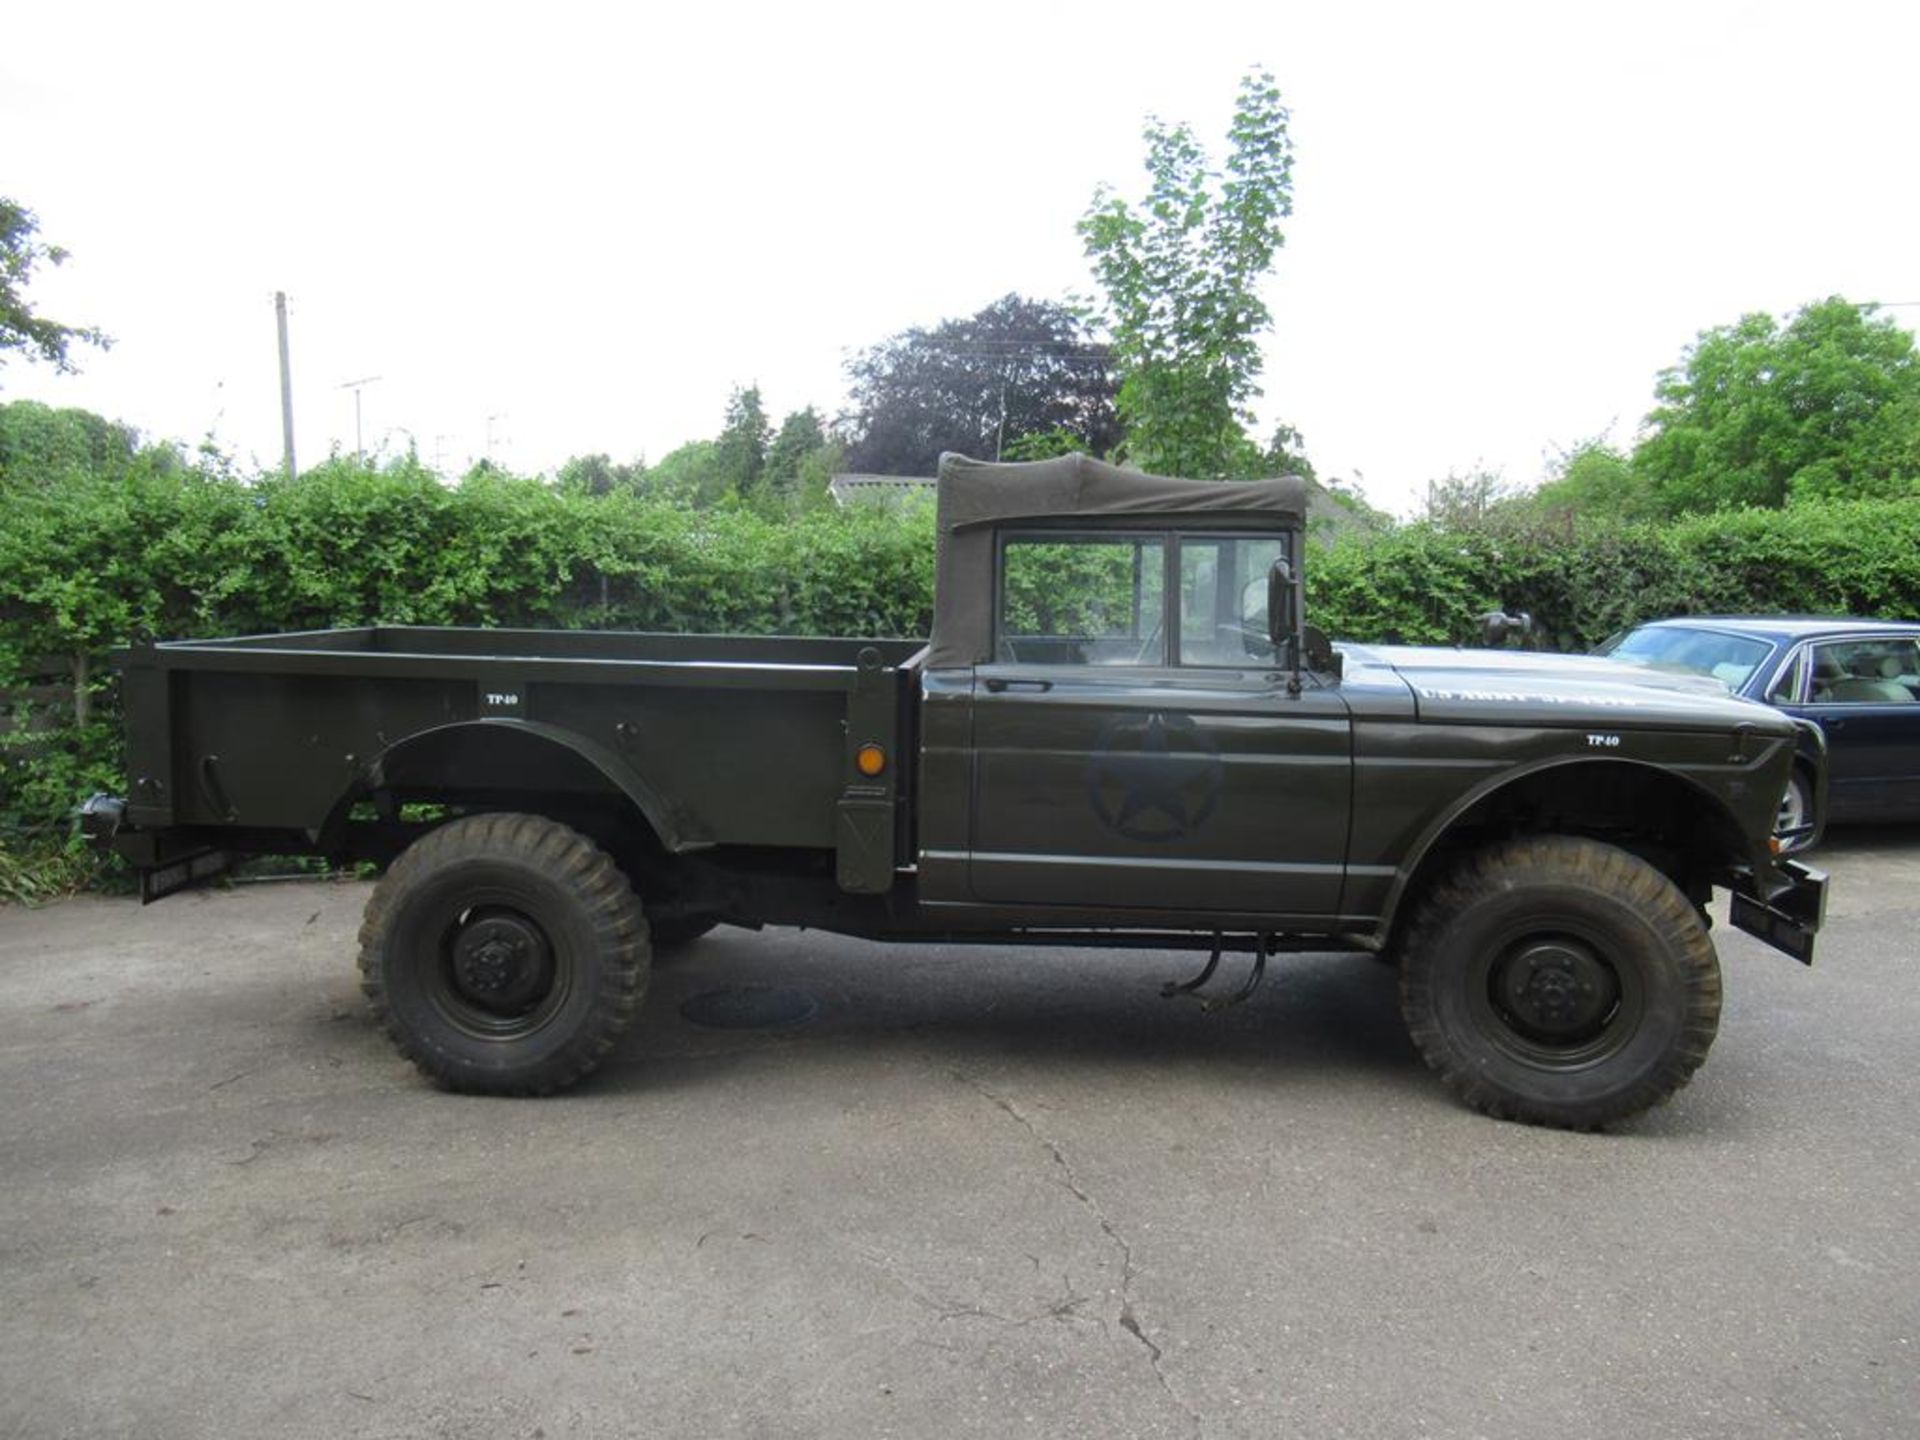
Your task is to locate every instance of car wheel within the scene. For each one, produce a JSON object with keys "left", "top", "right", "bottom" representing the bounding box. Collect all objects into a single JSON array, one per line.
[
  {"left": 1398, "top": 836, "right": 1721, "bottom": 1129},
  {"left": 1774, "top": 769, "right": 1815, "bottom": 854},
  {"left": 358, "top": 813, "right": 648, "bottom": 1094}
]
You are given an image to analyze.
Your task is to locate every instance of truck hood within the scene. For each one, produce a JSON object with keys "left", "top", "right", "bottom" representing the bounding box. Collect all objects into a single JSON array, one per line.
[{"left": 1341, "top": 643, "right": 1791, "bottom": 732}]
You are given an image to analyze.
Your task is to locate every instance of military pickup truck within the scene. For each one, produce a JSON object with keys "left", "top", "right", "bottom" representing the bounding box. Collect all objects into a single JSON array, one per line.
[{"left": 82, "top": 454, "right": 1828, "bottom": 1128}]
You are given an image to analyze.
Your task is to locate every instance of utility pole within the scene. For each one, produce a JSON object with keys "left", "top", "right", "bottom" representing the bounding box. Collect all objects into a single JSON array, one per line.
[
  {"left": 339, "top": 375, "right": 382, "bottom": 464},
  {"left": 995, "top": 371, "right": 1010, "bottom": 461},
  {"left": 274, "top": 291, "right": 296, "bottom": 479}
]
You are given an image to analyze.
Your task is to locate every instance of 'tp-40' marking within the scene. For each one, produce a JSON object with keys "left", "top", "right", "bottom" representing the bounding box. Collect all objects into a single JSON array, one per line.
[
  {"left": 479, "top": 687, "right": 527, "bottom": 715},
  {"left": 1587, "top": 733, "right": 1621, "bottom": 748}
]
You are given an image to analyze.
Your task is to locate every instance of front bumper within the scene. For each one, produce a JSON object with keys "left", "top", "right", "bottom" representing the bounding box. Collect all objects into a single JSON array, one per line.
[{"left": 1729, "top": 858, "right": 1827, "bottom": 964}]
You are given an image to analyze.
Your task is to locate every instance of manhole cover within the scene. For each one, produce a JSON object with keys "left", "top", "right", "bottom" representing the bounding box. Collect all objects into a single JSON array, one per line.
[{"left": 679, "top": 985, "right": 818, "bottom": 1030}]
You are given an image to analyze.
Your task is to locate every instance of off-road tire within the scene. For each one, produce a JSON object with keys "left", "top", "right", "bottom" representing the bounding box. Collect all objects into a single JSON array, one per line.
[
  {"left": 358, "top": 813, "right": 648, "bottom": 1095},
  {"left": 1398, "top": 836, "right": 1721, "bottom": 1129}
]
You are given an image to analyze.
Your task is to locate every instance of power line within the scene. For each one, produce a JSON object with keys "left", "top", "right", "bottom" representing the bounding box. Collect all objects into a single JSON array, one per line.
[
  {"left": 854, "top": 347, "right": 1116, "bottom": 368},
  {"left": 885, "top": 344, "right": 1113, "bottom": 354},
  {"left": 337, "top": 375, "right": 382, "bottom": 464},
  {"left": 855, "top": 339, "right": 1114, "bottom": 354}
]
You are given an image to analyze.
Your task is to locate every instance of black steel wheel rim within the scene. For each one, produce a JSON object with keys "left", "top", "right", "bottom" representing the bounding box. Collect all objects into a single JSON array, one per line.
[
  {"left": 401, "top": 885, "right": 577, "bottom": 1042},
  {"left": 1467, "top": 924, "right": 1644, "bottom": 1069}
]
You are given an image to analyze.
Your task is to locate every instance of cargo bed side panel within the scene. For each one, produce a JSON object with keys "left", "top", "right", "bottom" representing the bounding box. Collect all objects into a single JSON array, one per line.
[
  {"left": 535, "top": 681, "right": 853, "bottom": 848},
  {"left": 172, "top": 671, "right": 473, "bottom": 829}
]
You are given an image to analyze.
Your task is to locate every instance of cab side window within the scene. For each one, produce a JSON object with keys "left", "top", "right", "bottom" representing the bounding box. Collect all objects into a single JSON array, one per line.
[
  {"left": 997, "top": 535, "right": 1166, "bottom": 665},
  {"left": 1809, "top": 638, "right": 1920, "bottom": 704},
  {"left": 1178, "top": 536, "right": 1285, "bottom": 666}
]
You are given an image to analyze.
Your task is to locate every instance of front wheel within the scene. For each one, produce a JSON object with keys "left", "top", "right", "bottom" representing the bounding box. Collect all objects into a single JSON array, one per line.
[
  {"left": 1398, "top": 837, "right": 1721, "bottom": 1129},
  {"left": 358, "top": 813, "right": 649, "bottom": 1094}
]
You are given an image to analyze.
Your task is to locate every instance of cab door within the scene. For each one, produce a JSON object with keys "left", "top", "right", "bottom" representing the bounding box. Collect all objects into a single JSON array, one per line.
[{"left": 968, "top": 530, "right": 1353, "bottom": 917}]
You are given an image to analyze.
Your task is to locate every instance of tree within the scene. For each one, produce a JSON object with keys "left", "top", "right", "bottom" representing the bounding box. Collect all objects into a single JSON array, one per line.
[
  {"left": 0, "top": 400, "right": 140, "bottom": 487},
  {"left": 1, "top": 199, "right": 109, "bottom": 376},
  {"left": 1079, "top": 70, "right": 1294, "bottom": 479},
  {"left": 787, "top": 434, "right": 844, "bottom": 512},
  {"left": 840, "top": 293, "right": 1120, "bottom": 476},
  {"left": 1530, "top": 438, "right": 1661, "bottom": 522},
  {"left": 713, "top": 384, "right": 771, "bottom": 503},
  {"left": 1001, "top": 426, "right": 1090, "bottom": 462},
  {"left": 555, "top": 452, "right": 647, "bottom": 498},
  {"left": 1423, "top": 468, "right": 1517, "bottom": 528},
  {"left": 647, "top": 439, "right": 724, "bottom": 507},
  {"left": 1633, "top": 297, "right": 1920, "bottom": 513},
  {"left": 764, "top": 406, "right": 828, "bottom": 507},
  {"left": 1263, "top": 423, "right": 1318, "bottom": 486}
]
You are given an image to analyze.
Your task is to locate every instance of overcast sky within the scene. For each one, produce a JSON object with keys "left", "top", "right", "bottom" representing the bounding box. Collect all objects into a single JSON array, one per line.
[{"left": 6, "top": 0, "right": 1916, "bottom": 513}]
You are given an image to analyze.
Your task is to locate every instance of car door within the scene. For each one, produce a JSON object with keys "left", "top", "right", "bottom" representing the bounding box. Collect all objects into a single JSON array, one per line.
[
  {"left": 968, "top": 528, "right": 1353, "bottom": 917},
  {"left": 1781, "top": 635, "right": 1920, "bottom": 820}
]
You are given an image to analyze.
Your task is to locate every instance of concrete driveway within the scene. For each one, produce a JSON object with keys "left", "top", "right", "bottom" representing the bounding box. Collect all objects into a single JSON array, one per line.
[{"left": 2, "top": 833, "right": 1915, "bottom": 1439}]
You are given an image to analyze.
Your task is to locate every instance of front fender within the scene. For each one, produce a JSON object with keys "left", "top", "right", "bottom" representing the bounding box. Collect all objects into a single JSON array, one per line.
[{"left": 1377, "top": 754, "right": 1768, "bottom": 936}]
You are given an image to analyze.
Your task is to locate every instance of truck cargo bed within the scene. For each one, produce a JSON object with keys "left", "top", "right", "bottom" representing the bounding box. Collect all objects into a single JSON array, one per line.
[{"left": 113, "top": 626, "right": 924, "bottom": 862}]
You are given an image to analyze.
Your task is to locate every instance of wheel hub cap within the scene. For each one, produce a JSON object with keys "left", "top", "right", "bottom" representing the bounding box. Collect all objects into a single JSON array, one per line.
[
  {"left": 449, "top": 912, "right": 552, "bottom": 1012},
  {"left": 1492, "top": 939, "right": 1619, "bottom": 1045}
]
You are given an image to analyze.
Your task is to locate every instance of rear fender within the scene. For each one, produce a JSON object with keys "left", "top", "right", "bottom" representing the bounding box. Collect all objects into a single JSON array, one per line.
[{"left": 319, "top": 718, "right": 710, "bottom": 854}]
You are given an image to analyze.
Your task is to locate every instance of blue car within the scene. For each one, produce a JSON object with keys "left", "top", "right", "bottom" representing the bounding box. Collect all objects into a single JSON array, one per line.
[{"left": 1598, "top": 616, "right": 1920, "bottom": 846}]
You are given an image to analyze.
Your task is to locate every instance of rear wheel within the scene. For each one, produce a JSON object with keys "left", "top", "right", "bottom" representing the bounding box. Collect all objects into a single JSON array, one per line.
[
  {"left": 1398, "top": 836, "right": 1721, "bottom": 1129},
  {"left": 358, "top": 813, "right": 648, "bottom": 1094}
]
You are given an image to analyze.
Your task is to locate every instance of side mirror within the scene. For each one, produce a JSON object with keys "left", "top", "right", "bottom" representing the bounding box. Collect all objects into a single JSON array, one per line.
[
  {"left": 1266, "top": 557, "right": 1298, "bottom": 649},
  {"left": 1478, "top": 609, "right": 1535, "bottom": 648},
  {"left": 1303, "top": 624, "right": 1342, "bottom": 678}
]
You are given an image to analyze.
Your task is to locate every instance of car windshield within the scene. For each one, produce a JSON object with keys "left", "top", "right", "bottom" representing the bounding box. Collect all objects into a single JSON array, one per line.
[{"left": 1600, "top": 626, "right": 1774, "bottom": 690}]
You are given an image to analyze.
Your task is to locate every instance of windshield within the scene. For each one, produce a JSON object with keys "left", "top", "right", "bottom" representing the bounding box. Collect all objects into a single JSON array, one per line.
[{"left": 1599, "top": 625, "right": 1774, "bottom": 690}]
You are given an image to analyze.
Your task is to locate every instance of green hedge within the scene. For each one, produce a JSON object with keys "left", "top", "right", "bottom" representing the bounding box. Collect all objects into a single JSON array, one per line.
[
  {"left": 4, "top": 451, "right": 1918, "bottom": 899},
  {"left": 1308, "top": 499, "right": 1920, "bottom": 650},
  {"left": 0, "top": 456, "right": 936, "bottom": 662},
  {"left": 0, "top": 457, "right": 935, "bottom": 898}
]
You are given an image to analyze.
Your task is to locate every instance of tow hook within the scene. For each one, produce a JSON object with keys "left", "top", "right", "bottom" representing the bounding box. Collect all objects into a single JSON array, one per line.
[{"left": 78, "top": 794, "right": 127, "bottom": 850}]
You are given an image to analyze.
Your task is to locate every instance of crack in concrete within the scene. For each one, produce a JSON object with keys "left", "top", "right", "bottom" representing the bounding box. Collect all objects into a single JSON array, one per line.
[
  {"left": 1118, "top": 1307, "right": 1161, "bottom": 1363},
  {"left": 850, "top": 1241, "right": 1018, "bottom": 1325},
  {"left": 851, "top": 1245, "right": 1105, "bottom": 1335},
  {"left": 952, "top": 1070, "right": 1201, "bottom": 1435}
]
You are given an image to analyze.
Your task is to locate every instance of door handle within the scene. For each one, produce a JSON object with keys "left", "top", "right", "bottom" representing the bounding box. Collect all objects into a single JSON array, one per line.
[{"left": 985, "top": 677, "right": 1053, "bottom": 693}]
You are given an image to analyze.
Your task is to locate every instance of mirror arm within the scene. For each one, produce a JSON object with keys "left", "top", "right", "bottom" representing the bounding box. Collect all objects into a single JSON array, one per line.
[{"left": 1268, "top": 556, "right": 1304, "bottom": 695}]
